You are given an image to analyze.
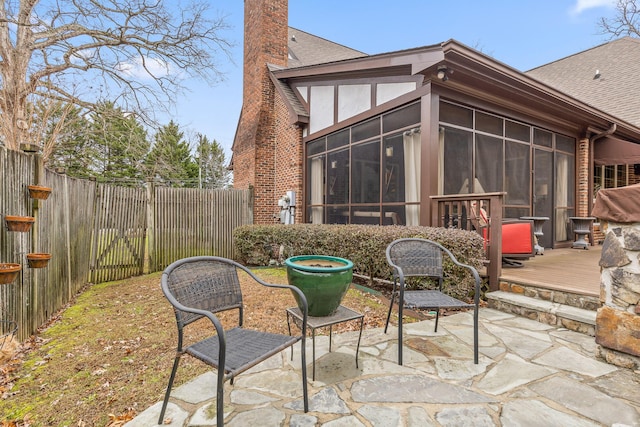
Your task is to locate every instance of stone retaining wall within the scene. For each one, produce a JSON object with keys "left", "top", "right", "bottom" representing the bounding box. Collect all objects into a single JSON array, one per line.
[{"left": 596, "top": 222, "right": 640, "bottom": 370}]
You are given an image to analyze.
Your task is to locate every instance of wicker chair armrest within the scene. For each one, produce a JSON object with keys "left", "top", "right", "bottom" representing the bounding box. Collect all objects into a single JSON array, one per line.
[
  {"left": 235, "top": 263, "right": 308, "bottom": 335},
  {"left": 388, "top": 264, "right": 405, "bottom": 295},
  {"left": 440, "top": 248, "right": 482, "bottom": 304}
]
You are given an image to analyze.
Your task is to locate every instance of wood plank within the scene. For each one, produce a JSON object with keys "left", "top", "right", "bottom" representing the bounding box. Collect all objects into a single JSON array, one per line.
[{"left": 500, "top": 246, "right": 602, "bottom": 296}]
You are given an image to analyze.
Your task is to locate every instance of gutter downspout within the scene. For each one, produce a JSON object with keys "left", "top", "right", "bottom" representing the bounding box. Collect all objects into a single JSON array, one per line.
[
  {"left": 588, "top": 123, "right": 616, "bottom": 216},
  {"left": 589, "top": 123, "right": 616, "bottom": 144}
]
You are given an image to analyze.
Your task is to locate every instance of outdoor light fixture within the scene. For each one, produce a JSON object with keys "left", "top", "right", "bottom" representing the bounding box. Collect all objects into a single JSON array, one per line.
[
  {"left": 386, "top": 146, "right": 394, "bottom": 157},
  {"left": 437, "top": 65, "right": 448, "bottom": 81}
]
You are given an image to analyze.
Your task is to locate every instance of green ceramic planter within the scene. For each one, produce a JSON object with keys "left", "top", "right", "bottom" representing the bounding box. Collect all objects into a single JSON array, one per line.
[{"left": 285, "top": 255, "right": 354, "bottom": 317}]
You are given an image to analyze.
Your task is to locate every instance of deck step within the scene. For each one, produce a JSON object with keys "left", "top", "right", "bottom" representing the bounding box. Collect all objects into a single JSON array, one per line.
[{"left": 486, "top": 291, "right": 596, "bottom": 336}]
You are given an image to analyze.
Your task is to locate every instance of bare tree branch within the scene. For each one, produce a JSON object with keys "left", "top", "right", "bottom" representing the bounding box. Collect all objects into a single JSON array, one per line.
[
  {"left": 0, "top": 0, "right": 233, "bottom": 150},
  {"left": 599, "top": 0, "right": 640, "bottom": 38}
]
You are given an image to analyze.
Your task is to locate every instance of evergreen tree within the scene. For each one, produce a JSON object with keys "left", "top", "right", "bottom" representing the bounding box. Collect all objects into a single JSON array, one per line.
[
  {"left": 194, "top": 134, "right": 231, "bottom": 189},
  {"left": 146, "top": 121, "right": 197, "bottom": 187},
  {"left": 89, "top": 102, "right": 150, "bottom": 185}
]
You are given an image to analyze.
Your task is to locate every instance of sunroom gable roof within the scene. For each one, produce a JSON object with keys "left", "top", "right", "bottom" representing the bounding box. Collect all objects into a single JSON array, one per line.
[{"left": 272, "top": 37, "right": 640, "bottom": 143}]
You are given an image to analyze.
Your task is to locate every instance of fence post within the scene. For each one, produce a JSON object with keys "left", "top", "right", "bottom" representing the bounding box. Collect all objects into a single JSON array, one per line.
[
  {"left": 30, "top": 154, "right": 45, "bottom": 322},
  {"left": 89, "top": 178, "right": 100, "bottom": 283},
  {"left": 143, "top": 181, "right": 155, "bottom": 274},
  {"left": 247, "top": 185, "right": 255, "bottom": 225},
  {"left": 30, "top": 154, "right": 45, "bottom": 254},
  {"left": 487, "top": 194, "right": 503, "bottom": 291},
  {"left": 62, "top": 171, "right": 74, "bottom": 299}
]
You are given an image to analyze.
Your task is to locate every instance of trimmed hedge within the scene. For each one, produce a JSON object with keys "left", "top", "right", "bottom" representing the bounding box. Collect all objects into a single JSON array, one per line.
[{"left": 233, "top": 224, "right": 486, "bottom": 299}]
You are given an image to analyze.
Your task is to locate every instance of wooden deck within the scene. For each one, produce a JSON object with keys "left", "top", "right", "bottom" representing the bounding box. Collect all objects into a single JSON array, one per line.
[{"left": 498, "top": 245, "right": 602, "bottom": 297}]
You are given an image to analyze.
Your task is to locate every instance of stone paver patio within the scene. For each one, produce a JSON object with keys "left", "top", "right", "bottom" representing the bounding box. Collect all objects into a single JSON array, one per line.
[{"left": 125, "top": 309, "right": 640, "bottom": 426}]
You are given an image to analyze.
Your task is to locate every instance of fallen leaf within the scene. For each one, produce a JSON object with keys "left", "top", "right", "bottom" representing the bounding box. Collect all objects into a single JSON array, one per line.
[{"left": 106, "top": 409, "right": 136, "bottom": 427}]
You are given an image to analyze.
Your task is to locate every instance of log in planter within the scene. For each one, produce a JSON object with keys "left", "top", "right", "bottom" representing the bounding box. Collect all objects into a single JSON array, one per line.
[
  {"left": 285, "top": 255, "right": 354, "bottom": 317},
  {"left": 26, "top": 253, "right": 52, "bottom": 269},
  {"left": 4, "top": 215, "right": 35, "bottom": 232},
  {"left": 0, "top": 263, "right": 21, "bottom": 285},
  {"left": 27, "top": 185, "right": 52, "bottom": 200}
]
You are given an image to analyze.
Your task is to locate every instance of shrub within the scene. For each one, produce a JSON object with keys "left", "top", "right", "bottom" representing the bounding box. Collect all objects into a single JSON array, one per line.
[{"left": 233, "top": 224, "right": 486, "bottom": 299}]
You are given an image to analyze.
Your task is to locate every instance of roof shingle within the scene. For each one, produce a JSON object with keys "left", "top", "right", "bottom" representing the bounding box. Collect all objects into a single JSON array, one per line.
[
  {"left": 287, "top": 27, "right": 367, "bottom": 68},
  {"left": 526, "top": 37, "right": 640, "bottom": 127}
]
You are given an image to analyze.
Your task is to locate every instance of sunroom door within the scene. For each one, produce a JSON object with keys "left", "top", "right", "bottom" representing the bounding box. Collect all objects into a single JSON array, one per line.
[{"left": 533, "top": 148, "right": 553, "bottom": 248}]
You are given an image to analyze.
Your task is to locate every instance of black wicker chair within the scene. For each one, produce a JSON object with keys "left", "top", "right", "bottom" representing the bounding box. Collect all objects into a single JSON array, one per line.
[
  {"left": 158, "top": 256, "right": 309, "bottom": 425},
  {"left": 384, "top": 238, "right": 480, "bottom": 365}
]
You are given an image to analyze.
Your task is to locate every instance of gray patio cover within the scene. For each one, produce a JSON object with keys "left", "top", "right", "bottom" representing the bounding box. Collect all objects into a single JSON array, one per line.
[{"left": 592, "top": 183, "right": 640, "bottom": 223}]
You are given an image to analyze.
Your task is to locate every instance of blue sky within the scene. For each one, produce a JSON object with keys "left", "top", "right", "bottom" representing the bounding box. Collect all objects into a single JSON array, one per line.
[{"left": 167, "top": 0, "right": 619, "bottom": 158}]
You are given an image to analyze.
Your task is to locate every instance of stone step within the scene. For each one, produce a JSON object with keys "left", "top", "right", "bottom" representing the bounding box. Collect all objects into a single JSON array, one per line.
[
  {"left": 497, "top": 281, "right": 600, "bottom": 311},
  {"left": 486, "top": 291, "right": 596, "bottom": 336}
]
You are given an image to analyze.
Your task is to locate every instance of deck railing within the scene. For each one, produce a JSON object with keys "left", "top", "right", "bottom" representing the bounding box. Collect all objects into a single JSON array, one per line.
[{"left": 430, "top": 192, "right": 505, "bottom": 291}]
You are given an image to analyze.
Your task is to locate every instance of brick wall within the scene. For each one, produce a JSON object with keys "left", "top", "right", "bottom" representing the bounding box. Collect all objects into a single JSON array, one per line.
[
  {"left": 577, "top": 137, "right": 590, "bottom": 217},
  {"left": 627, "top": 164, "right": 640, "bottom": 185},
  {"left": 274, "top": 95, "right": 304, "bottom": 223},
  {"left": 234, "top": 0, "right": 295, "bottom": 224}
]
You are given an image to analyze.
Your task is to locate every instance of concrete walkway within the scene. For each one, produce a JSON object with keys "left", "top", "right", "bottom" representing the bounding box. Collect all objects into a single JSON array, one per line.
[{"left": 125, "top": 309, "right": 640, "bottom": 426}]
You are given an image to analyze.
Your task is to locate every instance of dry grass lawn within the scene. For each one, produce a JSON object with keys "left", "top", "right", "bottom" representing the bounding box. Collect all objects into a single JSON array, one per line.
[{"left": 0, "top": 267, "right": 393, "bottom": 426}]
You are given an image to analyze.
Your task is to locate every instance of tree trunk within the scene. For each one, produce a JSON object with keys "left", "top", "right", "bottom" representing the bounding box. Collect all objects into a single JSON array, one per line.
[
  {"left": 0, "top": 0, "right": 36, "bottom": 151},
  {"left": 0, "top": 86, "right": 29, "bottom": 151}
]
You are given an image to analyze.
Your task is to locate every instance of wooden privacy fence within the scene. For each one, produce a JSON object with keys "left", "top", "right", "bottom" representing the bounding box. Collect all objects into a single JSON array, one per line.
[
  {"left": 0, "top": 149, "right": 95, "bottom": 342},
  {"left": 89, "top": 185, "right": 147, "bottom": 284},
  {"left": 1, "top": 146, "right": 253, "bottom": 341},
  {"left": 90, "top": 184, "right": 254, "bottom": 282},
  {"left": 151, "top": 187, "right": 253, "bottom": 272}
]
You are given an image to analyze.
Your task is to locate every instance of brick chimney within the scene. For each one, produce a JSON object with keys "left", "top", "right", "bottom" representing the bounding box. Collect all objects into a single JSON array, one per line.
[{"left": 233, "top": 0, "right": 289, "bottom": 222}]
